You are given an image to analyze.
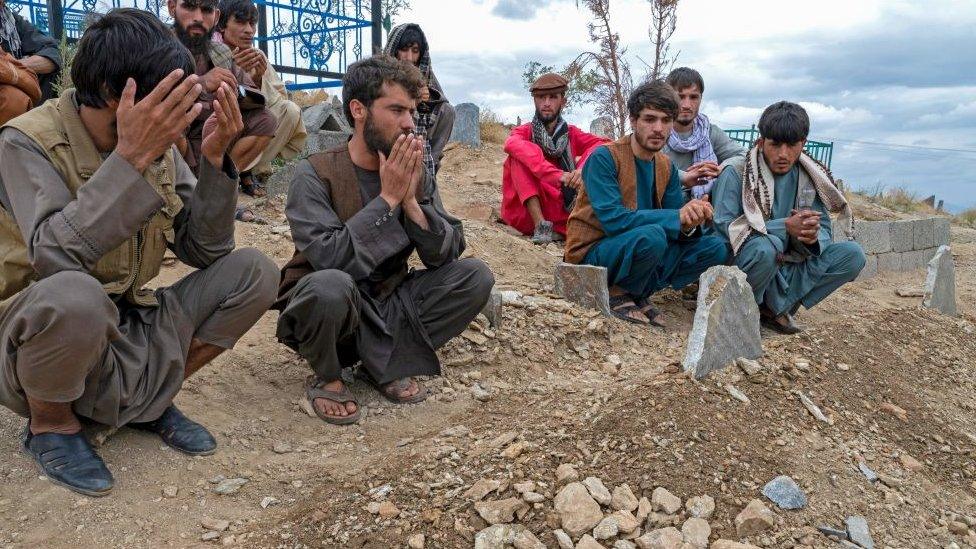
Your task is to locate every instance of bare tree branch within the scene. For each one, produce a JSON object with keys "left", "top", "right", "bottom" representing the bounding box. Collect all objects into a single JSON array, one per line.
[
  {"left": 647, "top": 0, "right": 679, "bottom": 81},
  {"left": 571, "top": 0, "right": 633, "bottom": 137}
]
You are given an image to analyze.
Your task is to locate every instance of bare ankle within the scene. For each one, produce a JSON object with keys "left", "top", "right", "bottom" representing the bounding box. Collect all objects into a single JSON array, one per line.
[{"left": 27, "top": 398, "right": 82, "bottom": 435}]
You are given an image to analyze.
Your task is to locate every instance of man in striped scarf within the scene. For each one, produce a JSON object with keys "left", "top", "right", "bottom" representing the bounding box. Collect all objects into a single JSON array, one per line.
[
  {"left": 712, "top": 101, "right": 864, "bottom": 334},
  {"left": 501, "top": 73, "right": 606, "bottom": 244}
]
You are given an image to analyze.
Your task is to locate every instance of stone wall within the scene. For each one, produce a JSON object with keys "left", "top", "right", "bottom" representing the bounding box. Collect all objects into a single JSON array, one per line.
[{"left": 851, "top": 217, "right": 951, "bottom": 278}]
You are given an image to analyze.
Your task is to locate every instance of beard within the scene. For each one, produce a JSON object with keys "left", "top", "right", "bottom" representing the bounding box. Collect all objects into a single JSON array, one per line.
[
  {"left": 534, "top": 105, "right": 562, "bottom": 125},
  {"left": 363, "top": 112, "right": 405, "bottom": 157},
  {"left": 174, "top": 21, "right": 214, "bottom": 56}
]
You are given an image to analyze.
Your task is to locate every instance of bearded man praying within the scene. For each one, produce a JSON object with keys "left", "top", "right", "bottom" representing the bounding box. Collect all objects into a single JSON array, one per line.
[
  {"left": 662, "top": 67, "right": 745, "bottom": 200},
  {"left": 501, "top": 73, "right": 606, "bottom": 244},
  {"left": 712, "top": 101, "right": 865, "bottom": 334},
  {"left": 274, "top": 55, "right": 494, "bottom": 425},
  {"left": 565, "top": 80, "right": 728, "bottom": 326},
  {"left": 168, "top": 0, "right": 277, "bottom": 186}
]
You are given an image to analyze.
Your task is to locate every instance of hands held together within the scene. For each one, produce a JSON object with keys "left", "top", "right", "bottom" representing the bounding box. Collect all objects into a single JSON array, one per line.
[
  {"left": 379, "top": 134, "right": 425, "bottom": 209},
  {"left": 679, "top": 196, "right": 713, "bottom": 231},
  {"left": 681, "top": 160, "right": 721, "bottom": 188},
  {"left": 786, "top": 209, "right": 821, "bottom": 245},
  {"left": 560, "top": 169, "right": 583, "bottom": 190}
]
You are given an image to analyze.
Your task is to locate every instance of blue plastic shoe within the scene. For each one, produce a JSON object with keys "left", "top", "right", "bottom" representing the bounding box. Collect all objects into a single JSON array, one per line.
[
  {"left": 130, "top": 405, "right": 216, "bottom": 456},
  {"left": 22, "top": 425, "right": 114, "bottom": 497}
]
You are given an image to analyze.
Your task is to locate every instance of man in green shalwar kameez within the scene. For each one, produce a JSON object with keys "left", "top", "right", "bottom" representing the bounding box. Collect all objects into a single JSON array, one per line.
[{"left": 712, "top": 101, "right": 865, "bottom": 334}]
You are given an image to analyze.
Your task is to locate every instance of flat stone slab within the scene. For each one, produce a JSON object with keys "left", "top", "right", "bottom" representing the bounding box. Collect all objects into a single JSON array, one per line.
[
  {"left": 553, "top": 263, "right": 611, "bottom": 316},
  {"left": 762, "top": 475, "right": 807, "bottom": 510},
  {"left": 923, "top": 245, "right": 956, "bottom": 316},
  {"left": 450, "top": 103, "right": 481, "bottom": 148},
  {"left": 682, "top": 266, "right": 763, "bottom": 379},
  {"left": 481, "top": 289, "right": 503, "bottom": 327}
]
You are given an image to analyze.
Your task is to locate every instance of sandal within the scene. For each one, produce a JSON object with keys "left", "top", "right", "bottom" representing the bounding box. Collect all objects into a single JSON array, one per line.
[
  {"left": 130, "top": 405, "right": 217, "bottom": 456},
  {"left": 22, "top": 424, "right": 114, "bottom": 497},
  {"left": 359, "top": 372, "right": 429, "bottom": 404},
  {"left": 609, "top": 294, "right": 650, "bottom": 325},
  {"left": 634, "top": 296, "right": 667, "bottom": 328},
  {"left": 304, "top": 376, "right": 362, "bottom": 425},
  {"left": 235, "top": 205, "right": 268, "bottom": 225},
  {"left": 239, "top": 172, "right": 267, "bottom": 197}
]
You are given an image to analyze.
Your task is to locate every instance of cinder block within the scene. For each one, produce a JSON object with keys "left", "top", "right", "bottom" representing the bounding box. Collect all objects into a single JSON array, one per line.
[
  {"left": 919, "top": 246, "right": 938, "bottom": 265},
  {"left": 889, "top": 221, "right": 915, "bottom": 252},
  {"left": 857, "top": 254, "right": 878, "bottom": 279},
  {"left": 876, "top": 252, "right": 901, "bottom": 272},
  {"left": 913, "top": 218, "right": 936, "bottom": 250},
  {"left": 854, "top": 220, "right": 892, "bottom": 253},
  {"left": 900, "top": 249, "right": 931, "bottom": 271},
  {"left": 934, "top": 217, "right": 951, "bottom": 246}
]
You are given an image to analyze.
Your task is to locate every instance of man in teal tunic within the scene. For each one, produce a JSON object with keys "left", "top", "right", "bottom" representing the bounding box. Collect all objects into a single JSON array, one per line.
[
  {"left": 712, "top": 101, "right": 864, "bottom": 334},
  {"left": 565, "top": 80, "right": 728, "bottom": 326}
]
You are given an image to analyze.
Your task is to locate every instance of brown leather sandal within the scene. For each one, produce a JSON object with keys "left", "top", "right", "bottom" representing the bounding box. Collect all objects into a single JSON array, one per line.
[{"left": 304, "top": 376, "right": 362, "bottom": 425}]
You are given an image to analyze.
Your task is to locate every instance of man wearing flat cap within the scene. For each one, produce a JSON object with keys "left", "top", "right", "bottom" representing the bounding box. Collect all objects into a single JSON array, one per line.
[{"left": 501, "top": 73, "right": 607, "bottom": 244}]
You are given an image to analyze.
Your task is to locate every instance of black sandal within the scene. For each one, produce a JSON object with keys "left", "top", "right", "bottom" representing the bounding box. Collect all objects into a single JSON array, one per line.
[
  {"left": 22, "top": 424, "right": 114, "bottom": 497},
  {"left": 239, "top": 172, "right": 266, "bottom": 197},
  {"left": 634, "top": 296, "right": 667, "bottom": 328},
  {"left": 609, "top": 294, "right": 650, "bottom": 325},
  {"left": 130, "top": 405, "right": 217, "bottom": 456}
]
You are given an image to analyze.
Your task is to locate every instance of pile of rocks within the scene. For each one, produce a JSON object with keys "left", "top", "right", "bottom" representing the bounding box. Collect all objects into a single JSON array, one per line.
[
  {"left": 467, "top": 462, "right": 780, "bottom": 549},
  {"left": 266, "top": 97, "right": 352, "bottom": 197}
]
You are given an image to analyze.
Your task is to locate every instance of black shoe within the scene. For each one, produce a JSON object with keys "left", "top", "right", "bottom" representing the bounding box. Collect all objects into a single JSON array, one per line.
[
  {"left": 760, "top": 312, "right": 803, "bottom": 335},
  {"left": 22, "top": 425, "right": 114, "bottom": 497},
  {"left": 130, "top": 406, "right": 216, "bottom": 456}
]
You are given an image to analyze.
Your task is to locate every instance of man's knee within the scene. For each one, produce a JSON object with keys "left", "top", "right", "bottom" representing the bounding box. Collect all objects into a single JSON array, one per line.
[
  {"left": 631, "top": 225, "right": 668, "bottom": 257},
  {"left": 829, "top": 241, "right": 867, "bottom": 277},
  {"left": 27, "top": 271, "right": 116, "bottom": 345},
  {"left": 220, "top": 247, "right": 279, "bottom": 309},
  {"left": 296, "top": 269, "right": 358, "bottom": 308},
  {"left": 454, "top": 258, "right": 495, "bottom": 302},
  {"left": 738, "top": 238, "right": 778, "bottom": 272},
  {"left": 283, "top": 101, "right": 302, "bottom": 125},
  {"left": 698, "top": 235, "right": 731, "bottom": 266}
]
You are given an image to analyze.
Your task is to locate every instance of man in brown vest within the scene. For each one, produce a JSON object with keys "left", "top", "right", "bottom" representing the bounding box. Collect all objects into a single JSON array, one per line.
[
  {"left": 169, "top": 0, "right": 276, "bottom": 196},
  {"left": 565, "top": 80, "right": 729, "bottom": 326},
  {"left": 274, "top": 55, "right": 494, "bottom": 425},
  {"left": 0, "top": 9, "right": 278, "bottom": 497}
]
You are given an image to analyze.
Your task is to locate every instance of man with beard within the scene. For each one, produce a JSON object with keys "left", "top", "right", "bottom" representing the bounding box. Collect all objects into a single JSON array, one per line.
[
  {"left": 0, "top": 9, "right": 278, "bottom": 496},
  {"left": 383, "top": 23, "right": 454, "bottom": 180},
  {"left": 167, "top": 0, "right": 276, "bottom": 187},
  {"left": 565, "top": 80, "right": 728, "bottom": 326},
  {"left": 273, "top": 56, "right": 493, "bottom": 425},
  {"left": 501, "top": 73, "right": 606, "bottom": 244},
  {"left": 711, "top": 101, "right": 864, "bottom": 334},
  {"left": 662, "top": 67, "right": 744, "bottom": 200},
  {"left": 0, "top": 0, "right": 60, "bottom": 100}
]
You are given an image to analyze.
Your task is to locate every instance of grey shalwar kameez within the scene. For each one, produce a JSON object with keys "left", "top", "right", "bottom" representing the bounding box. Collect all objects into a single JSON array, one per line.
[
  {"left": 0, "top": 119, "right": 278, "bottom": 427},
  {"left": 275, "top": 148, "right": 494, "bottom": 386}
]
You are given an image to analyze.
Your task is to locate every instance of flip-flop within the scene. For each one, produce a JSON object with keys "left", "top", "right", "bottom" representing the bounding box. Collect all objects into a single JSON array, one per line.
[
  {"left": 360, "top": 374, "right": 429, "bottom": 404},
  {"left": 609, "top": 294, "right": 650, "bottom": 325},
  {"left": 304, "top": 376, "right": 362, "bottom": 425},
  {"left": 634, "top": 296, "right": 667, "bottom": 328},
  {"left": 239, "top": 173, "right": 267, "bottom": 197},
  {"left": 235, "top": 205, "right": 269, "bottom": 225}
]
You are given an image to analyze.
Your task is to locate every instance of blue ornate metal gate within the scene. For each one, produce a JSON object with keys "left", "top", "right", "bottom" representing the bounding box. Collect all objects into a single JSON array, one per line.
[
  {"left": 726, "top": 125, "right": 834, "bottom": 168},
  {"left": 6, "top": 0, "right": 381, "bottom": 89}
]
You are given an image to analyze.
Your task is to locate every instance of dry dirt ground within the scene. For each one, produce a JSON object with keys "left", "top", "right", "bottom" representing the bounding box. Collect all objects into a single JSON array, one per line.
[{"left": 1, "top": 144, "right": 974, "bottom": 549}]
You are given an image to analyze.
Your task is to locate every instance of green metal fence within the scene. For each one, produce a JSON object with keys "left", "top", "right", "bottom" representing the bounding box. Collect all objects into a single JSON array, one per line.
[{"left": 725, "top": 125, "right": 834, "bottom": 168}]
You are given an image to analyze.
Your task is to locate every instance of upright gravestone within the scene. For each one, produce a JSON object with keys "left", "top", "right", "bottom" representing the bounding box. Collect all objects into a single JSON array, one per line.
[
  {"left": 683, "top": 266, "right": 763, "bottom": 379},
  {"left": 450, "top": 103, "right": 481, "bottom": 148},
  {"left": 923, "top": 245, "right": 956, "bottom": 316},
  {"left": 589, "top": 116, "right": 615, "bottom": 139},
  {"left": 554, "top": 263, "right": 612, "bottom": 317}
]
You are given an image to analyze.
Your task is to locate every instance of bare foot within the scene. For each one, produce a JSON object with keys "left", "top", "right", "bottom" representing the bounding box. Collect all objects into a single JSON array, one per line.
[
  {"left": 313, "top": 379, "right": 358, "bottom": 418},
  {"left": 381, "top": 378, "right": 420, "bottom": 400}
]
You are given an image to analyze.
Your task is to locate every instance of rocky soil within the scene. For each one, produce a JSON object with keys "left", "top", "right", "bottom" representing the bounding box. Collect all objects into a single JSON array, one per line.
[{"left": 1, "top": 143, "right": 974, "bottom": 549}]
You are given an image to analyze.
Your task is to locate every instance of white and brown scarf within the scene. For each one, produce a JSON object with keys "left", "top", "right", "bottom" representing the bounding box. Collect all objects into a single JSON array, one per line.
[
  {"left": 728, "top": 145, "right": 854, "bottom": 255},
  {"left": 532, "top": 115, "right": 577, "bottom": 211}
]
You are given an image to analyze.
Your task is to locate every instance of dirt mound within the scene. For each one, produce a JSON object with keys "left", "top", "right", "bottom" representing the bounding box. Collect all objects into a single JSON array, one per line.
[{"left": 1, "top": 144, "right": 974, "bottom": 548}]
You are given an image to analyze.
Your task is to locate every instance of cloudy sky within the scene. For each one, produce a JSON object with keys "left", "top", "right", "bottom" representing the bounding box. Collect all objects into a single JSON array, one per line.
[{"left": 392, "top": 0, "right": 976, "bottom": 212}]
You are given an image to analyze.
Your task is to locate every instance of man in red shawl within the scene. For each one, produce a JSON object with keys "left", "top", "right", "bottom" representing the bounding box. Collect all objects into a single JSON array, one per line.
[{"left": 501, "top": 73, "right": 607, "bottom": 244}]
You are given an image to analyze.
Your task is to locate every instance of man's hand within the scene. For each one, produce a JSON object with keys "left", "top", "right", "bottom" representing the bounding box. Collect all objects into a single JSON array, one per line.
[
  {"left": 233, "top": 47, "right": 267, "bottom": 76},
  {"left": 200, "top": 83, "right": 244, "bottom": 169},
  {"left": 19, "top": 55, "right": 56, "bottom": 75},
  {"left": 679, "top": 197, "right": 714, "bottom": 231},
  {"left": 379, "top": 134, "right": 422, "bottom": 209},
  {"left": 200, "top": 67, "right": 238, "bottom": 93},
  {"left": 115, "top": 69, "right": 202, "bottom": 173},
  {"left": 681, "top": 161, "right": 721, "bottom": 188},
  {"left": 560, "top": 169, "right": 583, "bottom": 190},
  {"left": 785, "top": 209, "right": 821, "bottom": 245}
]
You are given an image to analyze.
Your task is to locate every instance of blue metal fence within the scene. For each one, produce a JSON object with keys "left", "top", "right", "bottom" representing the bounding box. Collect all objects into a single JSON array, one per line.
[
  {"left": 7, "top": 0, "right": 380, "bottom": 89},
  {"left": 726, "top": 125, "right": 834, "bottom": 168}
]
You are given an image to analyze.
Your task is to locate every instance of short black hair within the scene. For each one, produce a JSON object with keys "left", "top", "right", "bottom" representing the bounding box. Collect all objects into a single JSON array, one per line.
[
  {"left": 666, "top": 67, "right": 704, "bottom": 94},
  {"left": 72, "top": 8, "right": 194, "bottom": 108},
  {"left": 341, "top": 55, "right": 424, "bottom": 126},
  {"left": 758, "top": 101, "right": 810, "bottom": 143},
  {"left": 627, "top": 79, "right": 679, "bottom": 120},
  {"left": 217, "top": 0, "right": 257, "bottom": 30},
  {"left": 392, "top": 25, "right": 428, "bottom": 61}
]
